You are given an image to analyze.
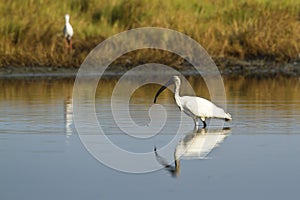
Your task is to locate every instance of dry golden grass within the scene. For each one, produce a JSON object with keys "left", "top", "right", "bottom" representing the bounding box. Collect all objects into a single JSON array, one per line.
[{"left": 0, "top": 0, "right": 299, "bottom": 67}]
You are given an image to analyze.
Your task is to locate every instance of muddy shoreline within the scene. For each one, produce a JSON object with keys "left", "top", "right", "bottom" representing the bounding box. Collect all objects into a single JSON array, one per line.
[{"left": 1, "top": 59, "right": 299, "bottom": 78}]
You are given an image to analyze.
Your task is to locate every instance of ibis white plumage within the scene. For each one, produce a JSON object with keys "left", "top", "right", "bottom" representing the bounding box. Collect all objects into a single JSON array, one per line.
[
  {"left": 154, "top": 76, "right": 232, "bottom": 128},
  {"left": 63, "top": 14, "right": 73, "bottom": 50}
]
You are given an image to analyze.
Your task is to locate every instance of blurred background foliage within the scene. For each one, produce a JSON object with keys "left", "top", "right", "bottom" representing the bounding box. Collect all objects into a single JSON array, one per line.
[{"left": 0, "top": 0, "right": 299, "bottom": 67}]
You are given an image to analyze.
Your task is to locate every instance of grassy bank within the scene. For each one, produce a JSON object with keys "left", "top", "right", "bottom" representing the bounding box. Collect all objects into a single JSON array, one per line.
[{"left": 1, "top": 0, "right": 299, "bottom": 68}]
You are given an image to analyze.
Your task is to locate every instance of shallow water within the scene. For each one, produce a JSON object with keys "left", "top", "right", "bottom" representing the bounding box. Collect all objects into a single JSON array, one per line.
[{"left": 0, "top": 76, "right": 300, "bottom": 200}]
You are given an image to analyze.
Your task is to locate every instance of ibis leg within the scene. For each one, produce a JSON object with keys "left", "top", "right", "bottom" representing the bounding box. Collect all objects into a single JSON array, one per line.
[
  {"left": 69, "top": 39, "right": 72, "bottom": 51},
  {"left": 65, "top": 39, "right": 69, "bottom": 49},
  {"left": 202, "top": 120, "right": 207, "bottom": 128},
  {"left": 193, "top": 118, "right": 198, "bottom": 126}
]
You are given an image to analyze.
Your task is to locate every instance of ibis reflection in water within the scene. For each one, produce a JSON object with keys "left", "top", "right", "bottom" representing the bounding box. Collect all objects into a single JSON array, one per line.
[
  {"left": 154, "top": 127, "right": 231, "bottom": 177},
  {"left": 64, "top": 96, "right": 73, "bottom": 137},
  {"left": 154, "top": 76, "right": 232, "bottom": 128}
]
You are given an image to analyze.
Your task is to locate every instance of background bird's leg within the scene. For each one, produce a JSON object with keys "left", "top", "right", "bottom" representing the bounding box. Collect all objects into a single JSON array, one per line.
[
  {"left": 65, "top": 38, "right": 69, "bottom": 49},
  {"left": 69, "top": 39, "right": 72, "bottom": 51}
]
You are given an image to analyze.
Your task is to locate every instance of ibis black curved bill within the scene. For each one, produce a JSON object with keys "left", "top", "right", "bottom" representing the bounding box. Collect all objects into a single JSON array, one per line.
[
  {"left": 153, "top": 79, "right": 173, "bottom": 103},
  {"left": 154, "top": 85, "right": 167, "bottom": 103}
]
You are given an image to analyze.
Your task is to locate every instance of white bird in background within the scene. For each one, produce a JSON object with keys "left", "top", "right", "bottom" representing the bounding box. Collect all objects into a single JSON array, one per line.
[
  {"left": 63, "top": 14, "right": 73, "bottom": 50},
  {"left": 154, "top": 76, "right": 232, "bottom": 128}
]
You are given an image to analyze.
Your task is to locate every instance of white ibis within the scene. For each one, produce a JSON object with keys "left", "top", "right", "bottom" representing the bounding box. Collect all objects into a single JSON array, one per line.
[
  {"left": 63, "top": 14, "right": 73, "bottom": 50},
  {"left": 154, "top": 76, "right": 232, "bottom": 128}
]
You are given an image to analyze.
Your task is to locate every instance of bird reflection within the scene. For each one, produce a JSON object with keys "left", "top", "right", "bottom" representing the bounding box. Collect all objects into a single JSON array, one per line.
[
  {"left": 64, "top": 96, "right": 73, "bottom": 137},
  {"left": 154, "top": 127, "right": 231, "bottom": 177}
]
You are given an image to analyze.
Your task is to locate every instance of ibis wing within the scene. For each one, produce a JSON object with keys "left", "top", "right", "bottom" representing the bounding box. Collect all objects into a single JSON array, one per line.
[
  {"left": 66, "top": 24, "right": 73, "bottom": 37},
  {"left": 181, "top": 96, "right": 211, "bottom": 117},
  {"left": 181, "top": 96, "right": 227, "bottom": 119}
]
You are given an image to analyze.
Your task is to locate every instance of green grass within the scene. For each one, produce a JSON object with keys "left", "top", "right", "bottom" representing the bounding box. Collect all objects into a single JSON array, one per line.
[{"left": 0, "top": 0, "right": 299, "bottom": 67}]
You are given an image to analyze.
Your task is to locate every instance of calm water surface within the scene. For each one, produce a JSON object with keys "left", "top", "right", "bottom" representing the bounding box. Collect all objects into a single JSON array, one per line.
[{"left": 0, "top": 76, "right": 300, "bottom": 200}]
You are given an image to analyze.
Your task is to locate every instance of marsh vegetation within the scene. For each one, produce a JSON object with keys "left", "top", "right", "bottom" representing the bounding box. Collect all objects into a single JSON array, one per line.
[{"left": 1, "top": 0, "right": 299, "bottom": 68}]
